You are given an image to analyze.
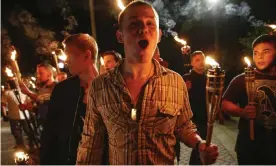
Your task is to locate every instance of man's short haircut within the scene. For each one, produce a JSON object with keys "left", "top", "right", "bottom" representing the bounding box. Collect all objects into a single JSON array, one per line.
[
  {"left": 37, "top": 63, "right": 54, "bottom": 75},
  {"left": 252, "top": 34, "right": 276, "bottom": 49},
  {"left": 190, "top": 51, "right": 205, "bottom": 60},
  {"left": 102, "top": 50, "right": 122, "bottom": 62},
  {"left": 118, "top": 0, "right": 159, "bottom": 30},
  {"left": 62, "top": 33, "right": 98, "bottom": 61}
]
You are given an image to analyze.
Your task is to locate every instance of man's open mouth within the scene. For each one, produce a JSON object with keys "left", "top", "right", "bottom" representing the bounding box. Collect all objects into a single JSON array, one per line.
[{"left": 138, "top": 40, "right": 149, "bottom": 49}]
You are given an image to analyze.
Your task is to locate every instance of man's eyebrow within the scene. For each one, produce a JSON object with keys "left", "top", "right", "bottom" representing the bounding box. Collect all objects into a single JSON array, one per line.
[
  {"left": 254, "top": 48, "right": 272, "bottom": 52},
  {"left": 128, "top": 16, "right": 155, "bottom": 20}
]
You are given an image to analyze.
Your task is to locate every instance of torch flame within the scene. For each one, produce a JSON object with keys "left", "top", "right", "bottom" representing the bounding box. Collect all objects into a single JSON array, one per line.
[
  {"left": 267, "top": 24, "right": 276, "bottom": 30},
  {"left": 206, "top": 56, "right": 219, "bottom": 68},
  {"left": 100, "top": 57, "right": 104, "bottom": 66},
  {"left": 174, "top": 36, "right": 187, "bottom": 46},
  {"left": 244, "top": 57, "right": 251, "bottom": 67},
  {"left": 117, "top": 0, "right": 126, "bottom": 10},
  {"left": 11, "top": 50, "right": 17, "bottom": 61},
  {"left": 5, "top": 67, "right": 14, "bottom": 77},
  {"left": 14, "top": 151, "right": 29, "bottom": 161},
  {"left": 58, "top": 51, "right": 67, "bottom": 61},
  {"left": 29, "top": 81, "right": 36, "bottom": 89},
  {"left": 31, "top": 77, "right": 36, "bottom": 81},
  {"left": 58, "top": 62, "right": 65, "bottom": 69}
]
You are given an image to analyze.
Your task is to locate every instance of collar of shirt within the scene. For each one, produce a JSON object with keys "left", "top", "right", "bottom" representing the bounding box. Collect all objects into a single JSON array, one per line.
[{"left": 103, "top": 58, "right": 169, "bottom": 89}]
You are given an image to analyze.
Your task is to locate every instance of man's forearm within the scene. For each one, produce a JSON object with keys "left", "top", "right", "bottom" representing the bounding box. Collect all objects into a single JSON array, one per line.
[
  {"left": 26, "top": 91, "right": 38, "bottom": 101},
  {"left": 185, "top": 132, "right": 203, "bottom": 150},
  {"left": 221, "top": 100, "right": 244, "bottom": 117},
  {"left": 177, "top": 120, "right": 202, "bottom": 149}
]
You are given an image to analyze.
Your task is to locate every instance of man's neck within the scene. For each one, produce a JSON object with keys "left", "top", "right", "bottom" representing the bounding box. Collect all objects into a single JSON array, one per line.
[
  {"left": 79, "top": 65, "right": 98, "bottom": 88},
  {"left": 122, "top": 59, "right": 154, "bottom": 80},
  {"left": 258, "top": 66, "right": 276, "bottom": 76},
  {"left": 45, "top": 79, "right": 54, "bottom": 87},
  {"left": 193, "top": 68, "right": 205, "bottom": 75}
]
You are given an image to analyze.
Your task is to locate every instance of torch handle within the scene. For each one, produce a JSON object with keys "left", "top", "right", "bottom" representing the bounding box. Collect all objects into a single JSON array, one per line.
[
  {"left": 206, "top": 122, "right": 214, "bottom": 147},
  {"left": 250, "top": 119, "right": 254, "bottom": 140},
  {"left": 53, "top": 54, "right": 60, "bottom": 73}
]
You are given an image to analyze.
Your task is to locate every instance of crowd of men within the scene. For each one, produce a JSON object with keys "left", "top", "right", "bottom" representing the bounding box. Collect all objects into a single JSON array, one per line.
[{"left": 1, "top": 0, "right": 275, "bottom": 165}]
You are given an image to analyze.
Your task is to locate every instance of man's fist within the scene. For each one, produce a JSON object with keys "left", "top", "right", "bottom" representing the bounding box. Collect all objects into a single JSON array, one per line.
[
  {"left": 19, "top": 103, "right": 33, "bottom": 111},
  {"left": 242, "top": 105, "right": 256, "bottom": 119},
  {"left": 199, "top": 143, "right": 219, "bottom": 165}
]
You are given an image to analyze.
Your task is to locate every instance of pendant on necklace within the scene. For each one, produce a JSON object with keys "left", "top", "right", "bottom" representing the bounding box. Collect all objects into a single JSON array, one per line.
[{"left": 131, "top": 108, "right": 137, "bottom": 121}]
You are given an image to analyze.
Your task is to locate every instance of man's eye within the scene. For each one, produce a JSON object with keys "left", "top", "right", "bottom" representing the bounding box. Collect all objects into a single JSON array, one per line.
[
  {"left": 147, "top": 21, "right": 155, "bottom": 27},
  {"left": 129, "top": 22, "right": 139, "bottom": 27}
]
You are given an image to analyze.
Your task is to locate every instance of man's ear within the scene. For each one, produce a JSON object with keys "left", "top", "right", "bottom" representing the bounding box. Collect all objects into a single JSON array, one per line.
[
  {"left": 84, "top": 50, "right": 92, "bottom": 61},
  {"left": 158, "top": 29, "right": 162, "bottom": 43},
  {"left": 116, "top": 30, "right": 123, "bottom": 43}
]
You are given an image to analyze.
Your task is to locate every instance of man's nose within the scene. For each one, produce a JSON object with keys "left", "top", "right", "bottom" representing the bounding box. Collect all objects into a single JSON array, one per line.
[
  {"left": 257, "top": 53, "right": 264, "bottom": 60},
  {"left": 138, "top": 23, "right": 148, "bottom": 34}
]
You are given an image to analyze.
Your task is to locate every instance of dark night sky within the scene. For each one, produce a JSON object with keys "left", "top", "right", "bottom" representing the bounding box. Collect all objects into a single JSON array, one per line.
[{"left": 2, "top": 0, "right": 276, "bottom": 78}]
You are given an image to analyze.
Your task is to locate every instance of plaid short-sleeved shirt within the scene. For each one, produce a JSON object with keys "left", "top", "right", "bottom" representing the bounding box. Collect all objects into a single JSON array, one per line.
[{"left": 77, "top": 59, "right": 197, "bottom": 165}]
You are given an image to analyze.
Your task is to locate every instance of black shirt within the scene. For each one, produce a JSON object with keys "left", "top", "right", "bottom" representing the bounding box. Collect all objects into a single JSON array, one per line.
[
  {"left": 183, "top": 70, "right": 207, "bottom": 124},
  {"left": 69, "top": 87, "right": 87, "bottom": 164},
  {"left": 223, "top": 71, "right": 276, "bottom": 132}
]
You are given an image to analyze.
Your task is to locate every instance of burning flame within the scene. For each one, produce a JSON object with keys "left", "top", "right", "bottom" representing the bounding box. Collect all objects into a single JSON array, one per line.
[
  {"left": 58, "top": 62, "right": 65, "bottom": 69},
  {"left": 58, "top": 51, "right": 67, "bottom": 61},
  {"left": 117, "top": 0, "right": 126, "bottom": 10},
  {"left": 267, "top": 24, "right": 276, "bottom": 30},
  {"left": 14, "top": 151, "right": 29, "bottom": 161},
  {"left": 31, "top": 77, "right": 36, "bottom": 81},
  {"left": 206, "top": 56, "right": 219, "bottom": 68},
  {"left": 244, "top": 57, "right": 251, "bottom": 67},
  {"left": 29, "top": 81, "right": 36, "bottom": 89},
  {"left": 11, "top": 50, "right": 17, "bottom": 61},
  {"left": 5, "top": 67, "right": 14, "bottom": 77},
  {"left": 1, "top": 85, "right": 4, "bottom": 91},
  {"left": 52, "top": 51, "right": 55, "bottom": 55},
  {"left": 100, "top": 57, "right": 104, "bottom": 66},
  {"left": 174, "top": 36, "right": 187, "bottom": 46}
]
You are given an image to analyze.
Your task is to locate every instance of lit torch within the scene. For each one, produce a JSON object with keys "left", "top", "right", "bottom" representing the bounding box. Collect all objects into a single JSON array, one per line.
[
  {"left": 205, "top": 56, "right": 225, "bottom": 146},
  {"left": 117, "top": 0, "right": 126, "bottom": 10},
  {"left": 58, "top": 50, "right": 67, "bottom": 62},
  {"left": 5, "top": 67, "right": 14, "bottom": 78},
  {"left": 52, "top": 51, "right": 60, "bottom": 73},
  {"left": 174, "top": 35, "right": 191, "bottom": 55},
  {"left": 10, "top": 49, "right": 22, "bottom": 82},
  {"left": 14, "top": 151, "right": 30, "bottom": 165},
  {"left": 244, "top": 56, "right": 255, "bottom": 140},
  {"left": 266, "top": 24, "right": 276, "bottom": 31},
  {"left": 100, "top": 57, "right": 104, "bottom": 66}
]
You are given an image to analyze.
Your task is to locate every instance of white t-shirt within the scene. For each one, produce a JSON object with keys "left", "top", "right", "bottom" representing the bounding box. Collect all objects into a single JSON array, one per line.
[{"left": 2, "top": 90, "right": 30, "bottom": 120}]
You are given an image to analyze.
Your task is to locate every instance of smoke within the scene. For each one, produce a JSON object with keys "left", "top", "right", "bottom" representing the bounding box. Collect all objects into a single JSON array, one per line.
[
  {"left": 56, "top": 0, "right": 78, "bottom": 35},
  {"left": 1, "top": 28, "right": 13, "bottom": 62},
  {"left": 147, "top": 0, "right": 265, "bottom": 36},
  {"left": 9, "top": 9, "right": 59, "bottom": 55}
]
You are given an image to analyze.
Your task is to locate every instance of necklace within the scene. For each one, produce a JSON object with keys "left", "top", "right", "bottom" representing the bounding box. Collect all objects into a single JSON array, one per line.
[{"left": 130, "top": 64, "right": 153, "bottom": 121}]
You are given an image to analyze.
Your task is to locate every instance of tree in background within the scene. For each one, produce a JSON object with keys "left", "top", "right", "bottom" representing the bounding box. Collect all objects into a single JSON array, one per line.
[{"left": 239, "top": 26, "right": 273, "bottom": 55}]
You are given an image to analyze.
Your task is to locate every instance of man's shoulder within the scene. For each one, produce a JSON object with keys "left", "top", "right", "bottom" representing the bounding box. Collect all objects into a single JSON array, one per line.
[
  {"left": 54, "top": 76, "right": 79, "bottom": 92},
  {"left": 161, "top": 68, "right": 185, "bottom": 84},
  {"left": 182, "top": 72, "right": 192, "bottom": 80},
  {"left": 230, "top": 73, "right": 245, "bottom": 83}
]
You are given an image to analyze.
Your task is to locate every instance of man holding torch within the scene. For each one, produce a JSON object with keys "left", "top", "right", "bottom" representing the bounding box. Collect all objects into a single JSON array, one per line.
[
  {"left": 77, "top": 1, "right": 218, "bottom": 165},
  {"left": 183, "top": 51, "right": 208, "bottom": 165},
  {"left": 19, "top": 63, "right": 56, "bottom": 129},
  {"left": 222, "top": 34, "right": 276, "bottom": 164}
]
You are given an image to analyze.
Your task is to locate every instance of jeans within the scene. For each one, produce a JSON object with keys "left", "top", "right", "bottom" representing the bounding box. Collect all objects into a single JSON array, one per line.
[{"left": 10, "top": 119, "right": 34, "bottom": 148}]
